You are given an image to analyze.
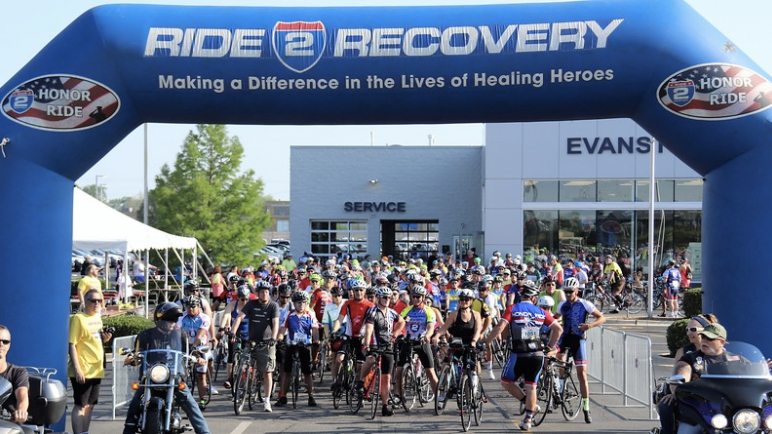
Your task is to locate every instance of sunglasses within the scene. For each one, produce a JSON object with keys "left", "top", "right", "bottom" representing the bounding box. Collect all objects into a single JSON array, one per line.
[
  {"left": 87, "top": 298, "right": 104, "bottom": 304},
  {"left": 701, "top": 335, "right": 720, "bottom": 341},
  {"left": 280, "top": 296, "right": 290, "bottom": 300},
  {"left": 239, "top": 298, "right": 248, "bottom": 302},
  {"left": 411, "top": 295, "right": 423, "bottom": 299},
  {"left": 459, "top": 297, "right": 472, "bottom": 301},
  {"left": 687, "top": 327, "right": 703, "bottom": 333},
  {"left": 353, "top": 289, "right": 365, "bottom": 292},
  {"left": 0, "top": 339, "right": 10, "bottom": 346}
]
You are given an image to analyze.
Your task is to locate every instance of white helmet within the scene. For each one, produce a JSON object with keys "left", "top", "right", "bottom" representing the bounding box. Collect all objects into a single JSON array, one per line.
[
  {"left": 563, "top": 277, "right": 580, "bottom": 289},
  {"left": 537, "top": 296, "right": 555, "bottom": 310}
]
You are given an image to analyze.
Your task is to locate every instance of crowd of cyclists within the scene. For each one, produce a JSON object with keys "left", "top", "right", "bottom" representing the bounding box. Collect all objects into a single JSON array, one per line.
[{"left": 159, "top": 250, "right": 687, "bottom": 431}]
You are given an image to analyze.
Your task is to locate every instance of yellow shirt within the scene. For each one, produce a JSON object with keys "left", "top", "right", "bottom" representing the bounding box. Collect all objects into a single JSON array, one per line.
[
  {"left": 68, "top": 312, "right": 105, "bottom": 379},
  {"left": 77, "top": 276, "right": 102, "bottom": 300}
]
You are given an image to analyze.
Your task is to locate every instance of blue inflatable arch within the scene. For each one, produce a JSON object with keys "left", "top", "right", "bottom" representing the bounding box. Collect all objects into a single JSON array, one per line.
[{"left": 1, "top": 0, "right": 770, "bottom": 406}]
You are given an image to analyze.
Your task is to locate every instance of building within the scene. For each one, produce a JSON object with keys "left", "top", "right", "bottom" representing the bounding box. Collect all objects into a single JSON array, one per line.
[
  {"left": 262, "top": 200, "right": 290, "bottom": 243},
  {"left": 290, "top": 119, "right": 702, "bottom": 278}
]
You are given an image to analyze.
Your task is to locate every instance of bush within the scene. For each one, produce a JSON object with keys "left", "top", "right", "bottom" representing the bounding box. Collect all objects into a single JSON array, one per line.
[
  {"left": 103, "top": 315, "right": 154, "bottom": 339},
  {"left": 666, "top": 318, "right": 691, "bottom": 357},
  {"left": 683, "top": 287, "right": 702, "bottom": 317}
]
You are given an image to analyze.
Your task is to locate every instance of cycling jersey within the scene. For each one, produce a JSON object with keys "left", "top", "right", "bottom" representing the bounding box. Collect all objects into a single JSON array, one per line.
[
  {"left": 470, "top": 298, "right": 491, "bottom": 319},
  {"left": 230, "top": 304, "right": 249, "bottom": 339},
  {"left": 556, "top": 298, "right": 596, "bottom": 339},
  {"left": 537, "top": 290, "right": 565, "bottom": 315},
  {"left": 663, "top": 267, "right": 681, "bottom": 288},
  {"left": 364, "top": 306, "right": 400, "bottom": 346},
  {"left": 311, "top": 288, "right": 332, "bottom": 321},
  {"left": 400, "top": 305, "right": 436, "bottom": 340},
  {"left": 283, "top": 310, "right": 318, "bottom": 345},
  {"left": 604, "top": 262, "right": 624, "bottom": 285},
  {"left": 339, "top": 299, "right": 374, "bottom": 337},
  {"left": 179, "top": 312, "right": 211, "bottom": 347},
  {"left": 447, "top": 288, "right": 461, "bottom": 311},
  {"left": 501, "top": 302, "right": 554, "bottom": 354}
]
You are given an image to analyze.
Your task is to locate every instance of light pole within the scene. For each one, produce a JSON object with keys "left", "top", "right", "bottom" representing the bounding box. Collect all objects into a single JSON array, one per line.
[{"left": 95, "top": 174, "right": 105, "bottom": 201}]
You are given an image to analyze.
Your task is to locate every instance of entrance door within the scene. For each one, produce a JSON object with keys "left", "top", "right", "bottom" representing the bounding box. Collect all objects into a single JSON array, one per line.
[{"left": 381, "top": 220, "right": 439, "bottom": 261}]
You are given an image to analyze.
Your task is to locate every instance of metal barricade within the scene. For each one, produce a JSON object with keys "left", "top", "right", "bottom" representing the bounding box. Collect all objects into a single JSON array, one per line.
[
  {"left": 586, "top": 326, "right": 656, "bottom": 420},
  {"left": 111, "top": 335, "right": 139, "bottom": 420}
]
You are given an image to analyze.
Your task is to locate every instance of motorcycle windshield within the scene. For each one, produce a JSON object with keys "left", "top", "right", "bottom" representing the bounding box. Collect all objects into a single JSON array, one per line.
[
  {"left": 702, "top": 342, "right": 771, "bottom": 379},
  {"left": 141, "top": 349, "right": 186, "bottom": 377}
]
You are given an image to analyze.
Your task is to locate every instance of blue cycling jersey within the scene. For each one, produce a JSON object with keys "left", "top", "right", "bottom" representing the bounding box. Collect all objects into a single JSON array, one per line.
[{"left": 556, "top": 298, "right": 596, "bottom": 338}]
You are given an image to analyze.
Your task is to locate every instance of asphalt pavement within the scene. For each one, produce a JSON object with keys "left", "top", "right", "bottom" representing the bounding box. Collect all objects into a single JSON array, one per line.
[{"left": 73, "top": 315, "right": 676, "bottom": 434}]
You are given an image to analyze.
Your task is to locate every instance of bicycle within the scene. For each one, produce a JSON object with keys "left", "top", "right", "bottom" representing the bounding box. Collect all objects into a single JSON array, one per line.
[
  {"left": 288, "top": 341, "right": 310, "bottom": 409},
  {"left": 359, "top": 346, "right": 397, "bottom": 420},
  {"left": 531, "top": 353, "right": 581, "bottom": 426},
  {"left": 396, "top": 340, "right": 433, "bottom": 412},
  {"left": 584, "top": 279, "right": 645, "bottom": 315},
  {"left": 333, "top": 337, "right": 362, "bottom": 414},
  {"left": 313, "top": 337, "right": 330, "bottom": 384},
  {"left": 185, "top": 346, "right": 212, "bottom": 408},
  {"left": 212, "top": 329, "right": 230, "bottom": 383},
  {"left": 434, "top": 340, "right": 483, "bottom": 431},
  {"left": 232, "top": 341, "right": 270, "bottom": 415}
]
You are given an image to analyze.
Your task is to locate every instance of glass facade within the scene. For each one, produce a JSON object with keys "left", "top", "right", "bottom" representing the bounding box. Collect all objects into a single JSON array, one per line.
[
  {"left": 525, "top": 179, "right": 703, "bottom": 203},
  {"left": 392, "top": 221, "right": 439, "bottom": 261},
  {"left": 310, "top": 220, "right": 367, "bottom": 256}
]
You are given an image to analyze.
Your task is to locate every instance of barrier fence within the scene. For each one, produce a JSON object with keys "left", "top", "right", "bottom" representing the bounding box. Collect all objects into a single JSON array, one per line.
[
  {"left": 586, "top": 326, "right": 657, "bottom": 420},
  {"left": 111, "top": 335, "right": 138, "bottom": 420}
]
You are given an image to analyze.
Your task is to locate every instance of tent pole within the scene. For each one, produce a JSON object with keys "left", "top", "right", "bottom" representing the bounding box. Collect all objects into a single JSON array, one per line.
[
  {"left": 145, "top": 249, "right": 149, "bottom": 318},
  {"left": 171, "top": 249, "right": 184, "bottom": 286},
  {"left": 104, "top": 251, "right": 110, "bottom": 294},
  {"left": 164, "top": 249, "right": 169, "bottom": 290},
  {"left": 196, "top": 241, "right": 215, "bottom": 284},
  {"left": 193, "top": 245, "right": 198, "bottom": 282}
]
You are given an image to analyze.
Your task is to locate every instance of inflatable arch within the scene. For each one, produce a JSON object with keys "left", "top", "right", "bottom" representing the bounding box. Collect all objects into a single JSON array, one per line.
[{"left": 1, "top": 0, "right": 770, "bottom": 405}]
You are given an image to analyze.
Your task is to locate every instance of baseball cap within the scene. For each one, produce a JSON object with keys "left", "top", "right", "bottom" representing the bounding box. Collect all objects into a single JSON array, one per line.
[{"left": 700, "top": 323, "right": 727, "bottom": 340}]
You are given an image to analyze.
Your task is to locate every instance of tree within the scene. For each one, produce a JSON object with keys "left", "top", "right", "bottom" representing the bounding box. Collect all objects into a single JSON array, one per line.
[
  {"left": 79, "top": 183, "right": 107, "bottom": 202},
  {"left": 149, "top": 124, "right": 271, "bottom": 265}
]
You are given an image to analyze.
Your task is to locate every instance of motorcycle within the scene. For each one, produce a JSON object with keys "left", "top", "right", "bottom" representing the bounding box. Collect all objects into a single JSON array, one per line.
[
  {"left": 667, "top": 342, "right": 772, "bottom": 434},
  {"left": 121, "top": 346, "right": 208, "bottom": 434},
  {"left": 0, "top": 367, "right": 66, "bottom": 434}
]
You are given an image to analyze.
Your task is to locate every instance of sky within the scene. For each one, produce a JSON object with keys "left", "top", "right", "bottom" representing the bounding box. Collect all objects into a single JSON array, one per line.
[{"left": 1, "top": 0, "right": 769, "bottom": 201}]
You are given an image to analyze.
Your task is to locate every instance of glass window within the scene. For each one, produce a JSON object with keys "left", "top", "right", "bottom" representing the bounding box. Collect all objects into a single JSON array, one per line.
[
  {"left": 656, "top": 180, "right": 675, "bottom": 202},
  {"left": 310, "top": 220, "right": 367, "bottom": 259},
  {"left": 675, "top": 179, "right": 703, "bottom": 202},
  {"left": 273, "top": 206, "right": 290, "bottom": 216},
  {"left": 558, "top": 210, "right": 597, "bottom": 258},
  {"left": 311, "top": 221, "right": 328, "bottom": 230},
  {"left": 389, "top": 220, "right": 439, "bottom": 261},
  {"left": 597, "top": 180, "right": 634, "bottom": 202},
  {"left": 523, "top": 210, "right": 558, "bottom": 256},
  {"left": 276, "top": 220, "right": 289, "bottom": 232},
  {"left": 524, "top": 180, "right": 558, "bottom": 202},
  {"left": 635, "top": 180, "right": 650, "bottom": 202},
  {"left": 559, "top": 180, "right": 597, "bottom": 202}
]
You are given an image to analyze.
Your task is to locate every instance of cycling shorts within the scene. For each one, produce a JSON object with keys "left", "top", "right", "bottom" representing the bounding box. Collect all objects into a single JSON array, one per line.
[
  {"left": 558, "top": 334, "right": 587, "bottom": 367},
  {"left": 396, "top": 341, "right": 434, "bottom": 370},
  {"left": 338, "top": 337, "right": 367, "bottom": 363},
  {"left": 367, "top": 344, "right": 395, "bottom": 375},
  {"left": 282, "top": 345, "right": 313, "bottom": 375},
  {"left": 501, "top": 353, "right": 543, "bottom": 385}
]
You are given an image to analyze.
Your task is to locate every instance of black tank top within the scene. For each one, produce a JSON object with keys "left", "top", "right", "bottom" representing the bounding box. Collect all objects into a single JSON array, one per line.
[{"left": 448, "top": 308, "right": 476, "bottom": 345}]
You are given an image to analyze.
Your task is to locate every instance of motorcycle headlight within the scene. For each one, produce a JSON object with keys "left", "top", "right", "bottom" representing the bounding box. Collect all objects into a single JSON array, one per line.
[
  {"left": 710, "top": 414, "right": 728, "bottom": 429},
  {"left": 764, "top": 414, "right": 772, "bottom": 430},
  {"left": 732, "top": 409, "right": 760, "bottom": 434},
  {"left": 148, "top": 364, "right": 170, "bottom": 383}
]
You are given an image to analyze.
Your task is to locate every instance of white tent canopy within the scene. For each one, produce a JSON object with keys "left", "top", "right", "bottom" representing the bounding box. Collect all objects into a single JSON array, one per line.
[{"left": 72, "top": 187, "right": 197, "bottom": 252}]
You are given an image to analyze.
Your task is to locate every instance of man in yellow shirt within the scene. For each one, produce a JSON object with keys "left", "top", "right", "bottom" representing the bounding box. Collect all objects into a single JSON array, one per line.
[
  {"left": 76, "top": 265, "right": 102, "bottom": 304},
  {"left": 69, "top": 289, "right": 112, "bottom": 434}
]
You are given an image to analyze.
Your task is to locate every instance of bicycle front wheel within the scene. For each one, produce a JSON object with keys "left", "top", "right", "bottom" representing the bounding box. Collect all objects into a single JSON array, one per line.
[
  {"left": 368, "top": 369, "right": 381, "bottom": 420},
  {"left": 316, "top": 341, "right": 329, "bottom": 384},
  {"left": 401, "top": 366, "right": 417, "bottom": 412},
  {"left": 460, "top": 374, "right": 473, "bottom": 432},
  {"left": 532, "top": 372, "right": 552, "bottom": 427},
  {"left": 626, "top": 291, "right": 645, "bottom": 314},
  {"left": 291, "top": 361, "right": 301, "bottom": 409},
  {"left": 561, "top": 371, "right": 582, "bottom": 420},
  {"left": 435, "top": 365, "right": 451, "bottom": 415},
  {"left": 586, "top": 294, "right": 607, "bottom": 314},
  {"left": 472, "top": 374, "right": 483, "bottom": 426},
  {"left": 233, "top": 363, "right": 248, "bottom": 415}
]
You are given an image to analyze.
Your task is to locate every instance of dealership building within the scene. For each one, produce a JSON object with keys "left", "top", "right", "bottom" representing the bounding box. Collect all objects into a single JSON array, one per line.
[{"left": 290, "top": 118, "right": 702, "bottom": 277}]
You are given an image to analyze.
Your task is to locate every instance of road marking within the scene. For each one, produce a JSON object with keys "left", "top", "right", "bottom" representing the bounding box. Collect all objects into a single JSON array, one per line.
[{"left": 229, "top": 421, "right": 251, "bottom": 434}]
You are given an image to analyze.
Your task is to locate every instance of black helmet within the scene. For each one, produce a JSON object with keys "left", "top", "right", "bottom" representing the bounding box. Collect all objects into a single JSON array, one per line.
[
  {"left": 182, "top": 295, "right": 201, "bottom": 309},
  {"left": 365, "top": 286, "right": 377, "bottom": 297},
  {"left": 184, "top": 279, "right": 199, "bottom": 292},
  {"left": 291, "top": 291, "right": 309, "bottom": 304},
  {"left": 237, "top": 285, "right": 251, "bottom": 298},
  {"left": 228, "top": 274, "right": 240, "bottom": 284},
  {"left": 154, "top": 302, "right": 183, "bottom": 322},
  {"left": 330, "top": 287, "right": 342, "bottom": 296},
  {"left": 461, "top": 280, "right": 476, "bottom": 289},
  {"left": 278, "top": 283, "right": 292, "bottom": 297}
]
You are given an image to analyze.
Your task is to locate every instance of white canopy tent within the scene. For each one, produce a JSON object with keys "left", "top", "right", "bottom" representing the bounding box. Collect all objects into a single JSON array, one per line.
[{"left": 72, "top": 187, "right": 202, "bottom": 316}]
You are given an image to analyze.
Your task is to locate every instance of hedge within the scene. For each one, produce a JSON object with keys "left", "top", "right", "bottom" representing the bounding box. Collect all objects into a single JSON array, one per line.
[
  {"left": 102, "top": 315, "right": 154, "bottom": 339},
  {"left": 666, "top": 318, "right": 691, "bottom": 357},
  {"left": 682, "top": 287, "right": 702, "bottom": 318}
]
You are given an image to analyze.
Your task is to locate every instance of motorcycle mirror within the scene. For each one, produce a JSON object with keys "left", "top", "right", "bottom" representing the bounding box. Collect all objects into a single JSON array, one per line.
[{"left": 667, "top": 374, "right": 686, "bottom": 385}]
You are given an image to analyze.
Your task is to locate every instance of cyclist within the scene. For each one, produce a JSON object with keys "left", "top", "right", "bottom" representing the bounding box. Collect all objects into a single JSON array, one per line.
[
  {"left": 219, "top": 285, "right": 251, "bottom": 390},
  {"left": 394, "top": 285, "right": 438, "bottom": 401},
  {"left": 359, "top": 286, "right": 405, "bottom": 417},
  {"left": 662, "top": 260, "right": 682, "bottom": 318},
  {"left": 213, "top": 274, "right": 240, "bottom": 312},
  {"left": 427, "top": 269, "right": 443, "bottom": 307},
  {"left": 554, "top": 277, "right": 606, "bottom": 423},
  {"left": 181, "top": 280, "right": 218, "bottom": 376},
  {"left": 603, "top": 255, "right": 626, "bottom": 314},
  {"left": 537, "top": 275, "right": 565, "bottom": 315},
  {"left": 433, "top": 287, "right": 483, "bottom": 350},
  {"left": 275, "top": 291, "right": 320, "bottom": 407},
  {"left": 179, "top": 296, "right": 212, "bottom": 409},
  {"left": 122, "top": 303, "right": 210, "bottom": 434},
  {"left": 472, "top": 279, "right": 496, "bottom": 379},
  {"left": 230, "top": 280, "right": 280, "bottom": 413},
  {"left": 330, "top": 279, "right": 373, "bottom": 391},
  {"left": 486, "top": 280, "right": 562, "bottom": 431},
  {"left": 446, "top": 277, "right": 462, "bottom": 313}
]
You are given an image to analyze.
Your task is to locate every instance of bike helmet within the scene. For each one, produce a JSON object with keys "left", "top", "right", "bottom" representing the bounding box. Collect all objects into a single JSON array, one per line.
[
  {"left": 350, "top": 279, "right": 367, "bottom": 290},
  {"left": 278, "top": 283, "right": 292, "bottom": 297},
  {"left": 516, "top": 271, "right": 528, "bottom": 281},
  {"left": 373, "top": 275, "right": 389, "bottom": 287},
  {"left": 461, "top": 280, "right": 476, "bottom": 290},
  {"left": 563, "top": 277, "right": 580, "bottom": 289},
  {"left": 407, "top": 273, "right": 424, "bottom": 285},
  {"left": 330, "top": 287, "right": 342, "bottom": 296},
  {"left": 182, "top": 295, "right": 201, "bottom": 309},
  {"left": 291, "top": 291, "right": 309, "bottom": 304},
  {"left": 254, "top": 280, "right": 271, "bottom": 290},
  {"left": 477, "top": 281, "right": 491, "bottom": 291},
  {"left": 458, "top": 288, "right": 475, "bottom": 299},
  {"left": 481, "top": 274, "right": 494, "bottom": 284},
  {"left": 471, "top": 266, "right": 485, "bottom": 276},
  {"left": 184, "top": 279, "right": 199, "bottom": 292},
  {"left": 411, "top": 285, "right": 428, "bottom": 297},
  {"left": 228, "top": 274, "right": 240, "bottom": 284},
  {"left": 237, "top": 285, "right": 251, "bottom": 298},
  {"left": 375, "top": 286, "right": 393, "bottom": 298},
  {"left": 154, "top": 302, "right": 183, "bottom": 322},
  {"left": 521, "top": 280, "right": 540, "bottom": 298},
  {"left": 537, "top": 296, "right": 555, "bottom": 310},
  {"left": 429, "top": 269, "right": 442, "bottom": 278},
  {"left": 542, "top": 274, "right": 555, "bottom": 284},
  {"left": 322, "top": 270, "right": 338, "bottom": 279},
  {"left": 365, "top": 286, "right": 377, "bottom": 297}
]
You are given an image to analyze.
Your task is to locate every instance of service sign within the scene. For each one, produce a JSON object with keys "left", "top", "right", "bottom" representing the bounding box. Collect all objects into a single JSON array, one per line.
[
  {"left": 2, "top": 75, "right": 120, "bottom": 131},
  {"left": 657, "top": 63, "right": 772, "bottom": 121}
]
